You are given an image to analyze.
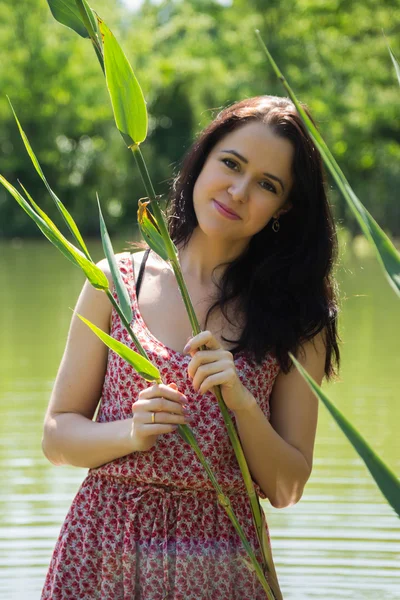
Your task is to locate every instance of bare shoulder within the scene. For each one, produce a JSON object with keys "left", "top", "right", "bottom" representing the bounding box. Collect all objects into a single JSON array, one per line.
[
  {"left": 131, "top": 248, "right": 165, "bottom": 281},
  {"left": 96, "top": 252, "right": 132, "bottom": 287}
]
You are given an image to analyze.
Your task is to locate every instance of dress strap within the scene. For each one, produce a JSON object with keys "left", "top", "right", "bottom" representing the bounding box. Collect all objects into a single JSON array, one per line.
[{"left": 133, "top": 248, "right": 150, "bottom": 300}]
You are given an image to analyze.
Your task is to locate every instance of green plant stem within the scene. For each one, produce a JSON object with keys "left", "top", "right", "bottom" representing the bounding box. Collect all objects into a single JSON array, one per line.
[
  {"left": 75, "top": 0, "right": 102, "bottom": 55},
  {"left": 106, "top": 285, "right": 275, "bottom": 595},
  {"left": 131, "top": 146, "right": 157, "bottom": 200},
  {"left": 130, "top": 144, "right": 278, "bottom": 595},
  {"left": 178, "top": 424, "right": 275, "bottom": 600},
  {"left": 105, "top": 289, "right": 148, "bottom": 360}
]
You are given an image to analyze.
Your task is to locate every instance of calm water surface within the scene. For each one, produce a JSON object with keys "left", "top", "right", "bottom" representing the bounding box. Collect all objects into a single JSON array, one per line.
[{"left": 0, "top": 239, "right": 399, "bottom": 599}]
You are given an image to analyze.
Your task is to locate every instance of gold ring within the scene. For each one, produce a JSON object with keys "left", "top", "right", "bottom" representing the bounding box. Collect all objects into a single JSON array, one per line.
[{"left": 151, "top": 412, "right": 156, "bottom": 424}]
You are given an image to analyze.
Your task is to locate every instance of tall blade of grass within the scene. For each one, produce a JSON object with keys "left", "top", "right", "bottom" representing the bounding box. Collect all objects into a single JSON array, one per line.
[
  {"left": 97, "top": 17, "right": 148, "bottom": 147},
  {"left": 78, "top": 315, "right": 161, "bottom": 381},
  {"left": 47, "top": 0, "right": 89, "bottom": 37},
  {"left": 290, "top": 354, "right": 400, "bottom": 517},
  {"left": 97, "top": 194, "right": 132, "bottom": 324},
  {"left": 8, "top": 98, "right": 92, "bottom": 261},
  {"left": 0, "top": 175, "right": 108, "bottom": 290},
  {"left": 256, "top": 31, "right": 400, "bottom": 298}
]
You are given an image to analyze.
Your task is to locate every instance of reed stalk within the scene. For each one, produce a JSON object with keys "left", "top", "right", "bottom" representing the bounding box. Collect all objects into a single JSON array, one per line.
[{"left": 132, "top": 146, "right": 281, "bottom": 599}]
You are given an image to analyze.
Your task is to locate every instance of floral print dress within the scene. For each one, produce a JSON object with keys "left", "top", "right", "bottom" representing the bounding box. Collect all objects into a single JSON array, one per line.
[{"left": 41, "top": 252, "right": 281, "bottom": 600}]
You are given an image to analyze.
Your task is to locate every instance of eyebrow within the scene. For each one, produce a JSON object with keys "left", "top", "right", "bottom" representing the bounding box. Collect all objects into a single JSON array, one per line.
[{"left": 220, "top": 149, "right": 285, "bottom": 193}]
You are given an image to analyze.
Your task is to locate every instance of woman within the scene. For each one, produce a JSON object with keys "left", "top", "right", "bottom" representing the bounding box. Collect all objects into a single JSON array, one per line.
[{"left": 41, "top": 95, "right": 340, "bottom": 599}]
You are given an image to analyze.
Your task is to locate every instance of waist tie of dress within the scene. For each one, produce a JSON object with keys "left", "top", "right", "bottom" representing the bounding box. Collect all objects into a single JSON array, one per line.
[{"left": 122, "top": 481, "right": 242, "bottom": 600}]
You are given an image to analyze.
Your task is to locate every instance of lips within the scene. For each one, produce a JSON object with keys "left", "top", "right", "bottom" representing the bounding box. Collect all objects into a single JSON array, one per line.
[{"left": 212, "top": 200, "right": 241, "bottom": 219}]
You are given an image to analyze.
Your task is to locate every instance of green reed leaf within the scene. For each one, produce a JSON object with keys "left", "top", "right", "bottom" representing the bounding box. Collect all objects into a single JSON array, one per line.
[
  {"left": 74, "top": 0, "right": 98, "bottom": 41},
  {"left": 8, "top": 98, "right": 91, "bottom": 261},
  {"left": 97, "top": 194, "right": 133, "bottom": 324},
  {"left": 290, "top": 353, "right": 400, "bottom": 518},
  {"left": 78, "top": 314, "right": 160, "bottom": 381},
  {"left": 47, "top": 0, "right": 90, "bottom": 38},
  {"left": 256, "top": 32, "right": 400, "bottom": 298},
  {"left": 98, "top": 17, "right": 148, "bottom": 147},
  {"left": 137, "top": 199, "right": 169, "bottom": 261},
  {"left": 0, "top": 175, "right": 108, "bottom": 290}
]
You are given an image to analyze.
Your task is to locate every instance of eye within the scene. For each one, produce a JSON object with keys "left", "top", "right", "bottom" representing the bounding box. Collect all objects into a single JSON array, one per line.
[
  {"left": 221, "top": 158, "right": 239, "bottom": 170},
  {"left": 260, "top": 180, "right": 277, "bottom": 194}
]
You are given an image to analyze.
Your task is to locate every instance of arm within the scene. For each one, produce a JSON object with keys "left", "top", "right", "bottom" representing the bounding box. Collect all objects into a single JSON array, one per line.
[
  {"left": 42, "top": 258, "right": 135, "bottom": 468},
  {"left": 233, "top": 332, "right": 326, "bottom": 508},
  {"left": 184, "top": 329, "right": 325, "bottom": 509},
  {"left": 42, "top": 257, "right": 189, "bottom": 469}
]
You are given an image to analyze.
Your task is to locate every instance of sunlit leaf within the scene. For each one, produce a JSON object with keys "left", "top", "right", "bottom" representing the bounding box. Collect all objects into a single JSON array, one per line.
[
  {"left": 256, "top": 32, "right": 400, "bottom": 298},
  {"left": 137, "top": 199, "right": 169, "bottom": 260},
  {"left": 290, "top": 353, "right": 400, "bottom": 517},
  {"left": 97, "top": 193, "right": 133, "bottom": 323},
  {"left": 98, "top": 17, "right": 148, "bottom": 147},
  {"left": 78, "top": 314, "right": 160, "bottom": 381},
  {"left": 8, "top": 98, "right": 91, "bottom": 261},
  {"left": 47, "top": 0, "right": 90, "bottom": 38},
  {"left": 74, "top": 0, "right": 98, "bottom": 40},
  {"left": 0, "top": 175, "right": 108, "bottom": 290}
]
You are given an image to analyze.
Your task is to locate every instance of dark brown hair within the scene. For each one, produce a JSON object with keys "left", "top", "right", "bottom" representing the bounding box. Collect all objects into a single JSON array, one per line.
[{"left": 166, "top": 95, "right": 340, "bottom": 378}]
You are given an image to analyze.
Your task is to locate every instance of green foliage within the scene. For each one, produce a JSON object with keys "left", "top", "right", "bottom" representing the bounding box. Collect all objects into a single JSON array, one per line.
[
  {"left": 8, "top": 98, "right": 92, "bottom": 259},
  {"left": 97, "top": 193, "right": 132, "bottom": 323},
  {"left": 137, "top": 198, "right": 169, "bottom": 260},
  {"left": 47, "top": 0, "right": 92, "bottom": 38},
  {"left": 257, "top": 33, "right": 400, "bottom": 297},
  {"left": 1, "top": 0, "right": 399, "bottom": 239},
  {"left": 78, "top": 314, "right": 161, "bottom": 380},
  {"left": 0, "top": 174, "right": 108, "bottom": 288},
  {"left": 99, "top": 17, "right": 148, "bottom": 146},
  {"left": 290, "top": 354, "right": 400, "bottom": 517}
]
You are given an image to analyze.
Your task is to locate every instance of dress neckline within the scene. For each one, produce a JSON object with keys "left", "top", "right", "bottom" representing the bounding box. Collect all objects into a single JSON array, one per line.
[
  {"left": 126, "top": 253, "right": 191, "bottom": 358},
  {"left": 126, "top": 252, "right": 245, "bottom": 361}
]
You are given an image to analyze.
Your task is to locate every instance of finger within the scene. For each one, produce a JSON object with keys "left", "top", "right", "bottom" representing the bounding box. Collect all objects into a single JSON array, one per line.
[
  {"left": 146, "top": 411, "right": 187, "bottom": 425},
  {"left": 187, "top": 351, "right": 231, "bottom": 380},
  {"left": 197, "top": 370, "right": 235, "bottom": 395},
  {"left": 183, "top": 330, "right": 222, "bottom": 354},
  {"left": 191, "top": 360, "right": 228, "bottom": 392},
  {"left": 137, "top": 396, "right": 188, "bottom": 415},
  {"left": 154, "top": 396, "right": 190, "bottom": 415},
  {"left": 141, "top": 424, "right": 180, "bottom": 435},
  {"left": 139, "top": 383, "right": 188, "bottom": 405}
]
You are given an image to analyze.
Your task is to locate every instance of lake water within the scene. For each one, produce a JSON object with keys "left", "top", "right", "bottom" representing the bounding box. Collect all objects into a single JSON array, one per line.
[{"left": 0, "top": 238, "right": 399, "bottom": 599}]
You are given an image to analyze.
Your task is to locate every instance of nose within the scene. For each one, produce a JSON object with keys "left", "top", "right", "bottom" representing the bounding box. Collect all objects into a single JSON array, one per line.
[{"left": 227, "top": 177, "right": 249, "bottom": 202}]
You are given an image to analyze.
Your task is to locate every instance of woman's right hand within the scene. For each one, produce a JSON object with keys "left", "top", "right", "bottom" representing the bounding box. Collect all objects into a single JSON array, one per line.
[{"left": 131, "top": 382, "right": 192, "bottom": 451}]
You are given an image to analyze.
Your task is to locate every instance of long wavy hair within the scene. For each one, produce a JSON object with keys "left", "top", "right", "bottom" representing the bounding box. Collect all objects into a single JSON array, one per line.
[{"left": 166, "top": 95, "right": 340, "bottom": 378}]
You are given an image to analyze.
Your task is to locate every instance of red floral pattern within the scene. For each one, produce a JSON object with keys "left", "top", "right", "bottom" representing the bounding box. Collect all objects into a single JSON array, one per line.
[{"left": 42, "top": 253, "right": 281, "bottom": 599}]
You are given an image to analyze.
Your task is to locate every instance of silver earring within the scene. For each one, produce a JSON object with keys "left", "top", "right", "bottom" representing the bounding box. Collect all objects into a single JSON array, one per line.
[{"left": 272, "top": 218, "right": 280, "bottom": 233}]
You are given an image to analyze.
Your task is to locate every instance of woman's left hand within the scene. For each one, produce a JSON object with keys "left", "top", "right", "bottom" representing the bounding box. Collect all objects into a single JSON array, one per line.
[{"left": 184, "top": 330, "right": 253, "bottom": 412}]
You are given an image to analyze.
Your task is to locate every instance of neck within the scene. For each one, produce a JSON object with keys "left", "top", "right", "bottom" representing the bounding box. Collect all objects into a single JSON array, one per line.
[{"left": 177, "top": 227, "right": 248, "bottom": 287}]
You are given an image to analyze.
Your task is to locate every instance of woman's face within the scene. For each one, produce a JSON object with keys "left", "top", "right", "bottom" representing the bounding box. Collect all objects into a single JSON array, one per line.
[{"left": 192, "top": 121, "right": 294, "bottom": 243}]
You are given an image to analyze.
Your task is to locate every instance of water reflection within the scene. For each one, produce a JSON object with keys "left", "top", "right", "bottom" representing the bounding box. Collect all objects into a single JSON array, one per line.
[{"left": 0, "top": 240, "right": 399, "bottom": 599}]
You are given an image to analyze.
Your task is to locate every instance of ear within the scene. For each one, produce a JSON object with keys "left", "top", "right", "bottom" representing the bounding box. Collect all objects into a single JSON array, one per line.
[{"left": 273, "top": 202, "right": 292, "bottom": 219}]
